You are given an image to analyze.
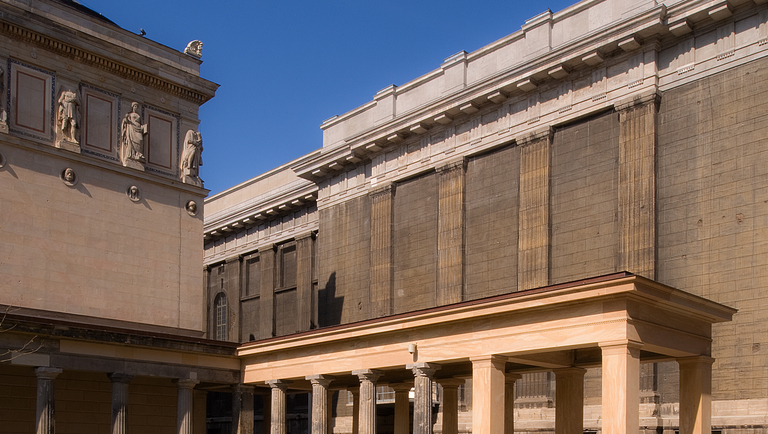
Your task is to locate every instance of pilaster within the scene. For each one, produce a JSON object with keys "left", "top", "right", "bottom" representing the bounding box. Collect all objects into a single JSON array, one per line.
[
  {"left": 408, "top": 363, "right": 441, "bottom": 434},
  {"left": 517, "top": 127, "right": 553, "bottom": 290},
  {"left": 353, "top": 370, "right": 382, "bottom": 434},
  {"left": 437, "top": 159, "right": 466, "bottom": 305},
  {"left": 259, "top": 244, "right": 276, "bottom": 339},
  {"left": 437, "top": 378, "right": 464, "bottom": 434},
  {"left": 369, "top": 183, "right": 395, "bottom": 318},
  {"left": 392, "top": 383, "right": 414, "bottom": 434},
  {"left": 232, "top": 384, "right": 255, "bottom": 434},
  {"left": 307, "top": 375, "right": 334, "bottom": 434},
  {"left": 296, "top": 233, "right": 315, "bottom": 332},
  {"left": 505, "top": 374, "right": 522, "bottom": 434},
  {"left": 616, "top": 91, "right": 659, "bottom": 279},
  {"left": 553, "top": 368, "right": 586, "bottom": 434},
  {"left": 35, "top": 367, "right": 62, "bottom": 434}
]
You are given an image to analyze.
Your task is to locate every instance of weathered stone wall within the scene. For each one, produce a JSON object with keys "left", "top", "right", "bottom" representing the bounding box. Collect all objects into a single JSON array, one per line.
[{"left": 657, "top": 55, "right": 768, "bottom": 402}]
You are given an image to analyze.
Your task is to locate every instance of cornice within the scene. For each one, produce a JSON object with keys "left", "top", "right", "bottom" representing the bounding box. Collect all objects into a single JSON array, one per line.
[{"left": 0, "top": 18, "right": 217, "bottom": 104}]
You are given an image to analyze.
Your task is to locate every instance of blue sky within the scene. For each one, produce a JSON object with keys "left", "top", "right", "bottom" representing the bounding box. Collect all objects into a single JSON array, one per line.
[{"left": 81, "top": 1, "right": 575, "bottom": 195}]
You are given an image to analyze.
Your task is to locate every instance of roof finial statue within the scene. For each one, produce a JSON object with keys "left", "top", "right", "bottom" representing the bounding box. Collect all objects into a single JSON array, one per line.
[{"left": 184, "top": 40, "right": 202, "bottom": 58}]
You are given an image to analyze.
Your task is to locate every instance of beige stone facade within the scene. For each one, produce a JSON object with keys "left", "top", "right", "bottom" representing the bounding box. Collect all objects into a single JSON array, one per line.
[{"left": 203, "top": 0, "right": 768, "bottom": 433}]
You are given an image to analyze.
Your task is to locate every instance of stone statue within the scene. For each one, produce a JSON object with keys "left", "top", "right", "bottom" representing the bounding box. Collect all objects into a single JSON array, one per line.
[
  {"left": 57, "top": 89, "right": 80, "bottom": 144},
  {"left": 180, "top": 129, "right": 203, "bottom": 183},
  {"left": 120, "top": 102, "right": 147, "bottom": 167},
  {"left": 0, "top": 66, "right": 7, "bottom": 130},
  {"left": 184, "top": 40, "right": 203, "bottom": 58}
]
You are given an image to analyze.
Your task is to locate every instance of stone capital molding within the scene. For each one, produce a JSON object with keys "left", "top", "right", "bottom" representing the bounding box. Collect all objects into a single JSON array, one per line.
[
  {"left": 175, "top": 379, "right": 199, "bottom": 389},
  {"left": 470, "top": 354, "right": 507, "bottom": 370},
  {"left": 436, "top": 157, "right": 466, "bottom": 174},
  {"left": 266, "top": 379, "right": 291, "bottom": 390},
  {"left": 515, "top": 126, "right": 554, "bottom": 147},
  {"left": 598, "top": 339, "right": 644, "bottom": 351},
  {"left": 108, "top": 373, "right": 134, "bottom": 384},
  {"left": 306, "top": 374, "right": 334, "bottom": 388},
  {"left": 407, "top": 362, "right": 441, "bottom": 378},
  {"left": 35, "top": 367, "right": 62, "bottom": 380},
  {"left": 505, "top": 373, "right": 523, "bottom": 383},
  {"left": 676, "top": 355, "right": 715, "bottom": 366},
  {"left": 390, "top": 382, "right": 414, "bottom": 392},
  {"left": 436, "top": 378, "right": 465, "bottom": 388},
  {"left": 369, "top": 182, "right": 395, "bottom": 197},
  {"left": 614, "top": 88, "right": 662, "bottom": 112},
  {"left": 352, "top": 369, "right": 382, "bottom": 383}
]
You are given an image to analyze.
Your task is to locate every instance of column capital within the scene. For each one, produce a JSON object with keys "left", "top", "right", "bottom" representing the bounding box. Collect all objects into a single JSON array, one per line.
[
  {"left": 294, "top": 231, "right": 315, "bottom": 241},
  {"left": 390, "top": 382, "right": 414, "bottom": 392},
  {"left": 515, "top": 125, "right": 554, "bottom": 146},
  {"left": 407, "top": 362, "right": 441, "bottom": 378},
  {"left": 369, "top": 182, "right": 395, "bottom": 197},
  {"left": 306, "top": 374, "right": 334, "bottom": 388},
  {"left": 266, "top": 379, "right": 291, "bottom": 391},
  {"left": 677, "top": 355, "right": 715, "bottom": 366},
  {"left": 232, "top": 383, "right": 255, "bottom": 393},
  {"left": 35, "top": 367, "right": 62, "bottom": 380},
  {"left": 552, "top": 367, "right": 587, "bottom": 376},
  {"left": 175, "top": 379, "right": 199, "bottom": 390},
  {"left": 505, "top": 373, "right": 523, "bottom": 383},
  {"left": 615, "top": 88, "right": 661, "bottom": 113},
  {"left": 352, "top": 369, "right": 382, "bottom": 383},
  {"left": 470, "top": 354, "right": 507, "bottom": 370},
  {"left": 436, "top": 156, "right": 466, "bottom": 174},
  {"left": 108, "top": 373, "right": 134, "bottom": 384},
  {"left": 599, "top": 339, "right": 644, "bottom": 351},
  {"left": 436, "top": 378, "right": 464, "bottom": 389}
]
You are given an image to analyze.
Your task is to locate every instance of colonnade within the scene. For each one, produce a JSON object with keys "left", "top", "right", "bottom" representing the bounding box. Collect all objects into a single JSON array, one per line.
[{"left": 256, "top": 343, "right": 715, "bottom": 434}]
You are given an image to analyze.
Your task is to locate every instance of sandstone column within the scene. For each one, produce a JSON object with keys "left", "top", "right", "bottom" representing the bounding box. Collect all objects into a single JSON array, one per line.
[
  {"left": 353, "top": 370, "right": 382, "bottom": 434},
  {"left": 266, "top": 380, "right": 290, "bottom": 434},
  {"left": 505, "top": 373, "right": 522, "bottom": 434},
  {"left": 369, "top": 183, "right": 395, "bottom": 318},
  {"left": 350, "top": 389, "right": 360, "bottom": 434},
  {"left": 176, "top": 379, "right": 199, "bottom": 434},
  {"left": 232, "top": 384, "right": 255, "bottom": 434},
  {"left": 678, "top": 356, "right": 714, "bottom": 434},
  {"left": 307, "top": 375, "right": 333, "bottom": 434},
  {"left": 392, "top": 383, "right": 413, "bottom": 434},
  {"left": 554, "top": 368, "right": 586, "bottom": 434},
  {"left": 408, "top": 363, "right": 441, "bottom": 434},
  {"left": 471, "top": 355, "right": 506, "bottom": 434},
  {"left": 108, "top": 373, "right": 133, "bottom": 434},
  {"left": 296, "top": 233, "right": 315, "bottom": 331},
  {"left": 437, "top": 158, "right": 466, "bottom": 305},
  {"left": 259, "top": 244, "right": 276, "bottom": 339},
  {"left": 35, "top": 367, "right": 62, "bottom": 434},
  {"left": 600, "top": 341, "right": 641, "bottom": 434},
  {"left": 437, "top": 378, "right": 464, "bottom": 434},
  {"left": 617, "top": 92, "right": 659, "bottom": 279},
  {"left": 517, "top": 127, "right": 553, "bottom": 290}
]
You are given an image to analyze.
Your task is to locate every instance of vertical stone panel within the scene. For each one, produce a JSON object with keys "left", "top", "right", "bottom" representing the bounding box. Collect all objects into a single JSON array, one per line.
[
  {"left": 517, "top": 127, "right": 553, "bottom": 290},
  {"left": 409, "top": 363, "right": 440, "bottom": 434},
  {"left": 369, "top": 183, "right": 394, "bottom": 318},
  {"left": 259, "top": 245, "right": 276, "bottom": 340},
  {"left": 618, "top": 92, "right": 658, "bottom": 279},
  {"left": 225, "top": 257, "right": 242, "bottom": 342},
  {"left": 437, "top": 159, "right": 466, "bottom": 305},
  {"left": 35, "top": 367, "right": 61, "bottom": 434},
  {"left": 109, "top": 373, "right": 133, "bottom": 434},
  {"left": 296, "top": 233, "right": 314, "bottom": 332},
  {"left": 176, "top": 379, "right": 199, "bottom": 434}
]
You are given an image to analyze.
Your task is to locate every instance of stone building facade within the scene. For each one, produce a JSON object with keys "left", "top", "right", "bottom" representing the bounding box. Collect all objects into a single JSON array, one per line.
[
  {"left": 0, "top": 1, "right": 239, "bottom": 434},
  {"left": 203, "top": 0, "right": 766, "bottom": 433}
]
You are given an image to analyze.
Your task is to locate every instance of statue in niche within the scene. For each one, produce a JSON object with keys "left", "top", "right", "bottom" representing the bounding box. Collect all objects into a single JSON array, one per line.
[
  {"left": 184, "top": 40, "right": 203, "bottom": 58},
  {"left": 0, "top": 66, "right": 7, "bottom": 131},
  {"left": 120, "top": 102, "right": 147, "bottom": 166},
  {"left": 57, "top": 89, "right": 80, "bottom": 144},
  {"left": 180, "top": 129, "right": 203, "bottom": 183}
]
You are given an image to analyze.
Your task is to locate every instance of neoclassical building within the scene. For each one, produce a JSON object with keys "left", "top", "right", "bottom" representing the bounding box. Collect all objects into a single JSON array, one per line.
[
  {"left": 0, "top": 1, "right": 239, "bottom": 434},
  {"left": 203, "top": 0, "right": 767, "bottom": 433}
]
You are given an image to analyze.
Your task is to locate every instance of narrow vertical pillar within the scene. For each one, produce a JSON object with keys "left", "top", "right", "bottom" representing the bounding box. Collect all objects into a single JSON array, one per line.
[
  {"left": 600, "top": 341, "right": 641, "bottom": 434},
  {"left": 437, "top": 378, "right": 464, "bottom": 434},
  {"left": 504, "top": 374, "right": 522, "bottom": 434},
  {"left": 307, "top": 375, "right": 333, "bottom": 434},
  {"left": 225, "top": 256, "right": 242, "bottom": 341},
  {"left": 350, "top": 389, "right": 360, "bottom": 434},
  {"left": 437, "top": 158, "right": 466, "bottom": 305},
  {"left": 259, "top": 244, "right": 276, "bottom": 339},
  {"left": 369, "top": 183, "right": 395, "bottom": 318},
  {"left": 392, "top": 383, "right": 413, "bottom": 434},
  {"left": 233, "top": 384, "right": 255, "bottom": 434},
  {"left": 176, "top": 379, "right": 199, "bottom": 434},
  {"left": 108, "top": 373, "right": 133, "bottom": 434},
  {"left": 617, "top": 92, "right": 659, "bottom": 279},
  {"left": 266, "top": 380, "right": 290, "bottom": 434},
  {"left": 296, "top": 233, "right": 314, "bottom": 331},
  {"left": 554, "top": 368, "right": 586, "bottom": 434},
  {"left": 678, "top": 356, "right": 714, "bottom": 434},
  {"left": 471, "top": 355, "right": 507, "bottom": 434},
  {"left": 35, "top": 367, "right": 62, "bottom": 434},
  {"left": 517, "top": 127, "right": 553, "bottom": 290},
  {"left": 260, "top": 390, "right": 272, "bottom": 434},
  {"left": 408, "top": 363, "right": 441, "bottom": 434},
  {"left": 193, "top": 390, "right": 208, "bottom": 434},
  {"left": 353, "top": 370, "right": 382, "bottom": 434}
]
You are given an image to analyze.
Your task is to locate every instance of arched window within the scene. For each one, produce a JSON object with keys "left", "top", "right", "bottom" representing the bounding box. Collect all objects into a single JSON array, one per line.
[{"left": 214, "top": 292, "right": 227, "bottom": 341}]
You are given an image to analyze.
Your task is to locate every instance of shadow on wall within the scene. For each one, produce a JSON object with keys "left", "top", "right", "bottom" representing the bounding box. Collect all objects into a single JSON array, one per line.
[{"left": 318, "top": 272, "right": 343, "bottom": 328}]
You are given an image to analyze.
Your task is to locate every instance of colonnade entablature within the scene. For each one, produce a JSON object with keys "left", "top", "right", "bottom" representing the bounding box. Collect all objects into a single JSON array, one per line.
[{"left": 239, "top": 273, "right": 735, "bottom": 434}]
